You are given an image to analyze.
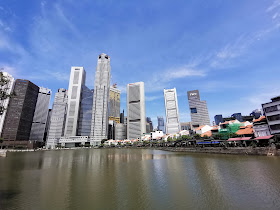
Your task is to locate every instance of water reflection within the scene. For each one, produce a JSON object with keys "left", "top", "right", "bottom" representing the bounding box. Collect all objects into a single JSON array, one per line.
[{"left": 1, "top": 149, "right": 280, "bottom": 209}]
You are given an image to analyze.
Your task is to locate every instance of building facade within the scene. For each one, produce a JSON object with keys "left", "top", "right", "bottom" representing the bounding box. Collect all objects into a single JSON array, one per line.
[
  {"left": 91, "top": 53, "right": 111, "bottom": 145},
  {"left": 231, "top": 113, "right": 243, "bottom": 122},
  {"left": 187, "top": 90, "right": 210, "bottom": 128},
  {"left": 77, "top": 86, "right": 94, "bottom": 136},
  {"left": 115, "top": 123, "right": 127, "bottom": 140},
  {"left": 1, "top": 80, "right": 39, "bottom": 148},
  {"left": 46, "top": 88, "right": 68, "bottom": 148},
  {"left": 127, "top": 82, "right": 146, "bottom": 139},
  {"left": 29, "top": 87, "right": 51, "bottom": 142},
  {"left": 164, "top": 88, "right": 180, "bottom": 134},
  {"left": 157, "top": 116, "right": 165, "bottom": 133},
  {"left": 0, "top": 72, "right": 15, "bottom": 136},
  {"left": 253, "top": 116, "right": 270, "bottom": 137},
  {"left": 64, "top": 67, "right": 85, "bottom": 136},
  {"left": 180, "top": 122, "right": 192, "bottom": 131},
  {"left": 262, "top": 96, "right": 280, "bottom": 134},
  {"left": 109, "top": 85, "right": 121, "bottom": 123}
]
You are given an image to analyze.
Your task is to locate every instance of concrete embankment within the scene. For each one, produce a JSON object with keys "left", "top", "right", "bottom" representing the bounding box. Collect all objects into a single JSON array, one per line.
[{"left": 158, "top": 147, "right": 280, "bottom": 156}]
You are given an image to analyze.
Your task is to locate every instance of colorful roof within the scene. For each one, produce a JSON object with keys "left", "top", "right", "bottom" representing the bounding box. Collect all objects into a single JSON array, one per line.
[
  {"left": 195, "top": 125, "right": 206, "bottom": 131},
  {"left": 227, "top": 137, "right": 252, "bottom": 141},
  {"left": 201, "top": 130, "right": 212, "bottom": 137},
  {"left": 253, "top": 116, "right": 266, "bottom": 123},
  {"left": 254, "top": 135, "right": 274, "bottom": 140},
  {"left": 236, "top": 126, "right": 253, "bottom": 135}
]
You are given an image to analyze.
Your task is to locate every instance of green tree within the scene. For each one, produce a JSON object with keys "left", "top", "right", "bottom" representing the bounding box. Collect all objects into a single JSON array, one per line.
[
  {"left": 193, "top": 134, "right": 201, "bottom": 140},
  {"left": 181, "top": 135, "right": 192, "bottom": 140}
]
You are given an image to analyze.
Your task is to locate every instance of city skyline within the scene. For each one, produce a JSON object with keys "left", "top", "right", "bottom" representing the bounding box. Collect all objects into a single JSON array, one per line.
[{"left": 1, "top": 0, "right": 280, "bottom": 126}]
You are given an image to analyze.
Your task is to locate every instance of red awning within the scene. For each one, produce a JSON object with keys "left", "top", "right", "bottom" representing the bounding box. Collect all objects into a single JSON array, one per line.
[
  {"left": 227, "top": 137, "right": 252, "bottom": 141},
  {"left": 254, "top": 135, "right": 274, "bottom": 140}
]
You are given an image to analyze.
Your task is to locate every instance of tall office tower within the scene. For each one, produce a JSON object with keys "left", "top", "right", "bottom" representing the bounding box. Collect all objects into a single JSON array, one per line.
[
  {"left": 91, "top": 53, "right": 111, "bottom": 145},
  {"left": 109, "top": 85, "right": 121, "bottom": 123},
  {"left": 157, "top": 116, "right": 165, "bottom": 133},
  {"left": 120, "top": 109, "right": 125, "bottom": 123},
  {"left": 188, "top": 90, "right": 210, "bottom": 128},
  {"left": 146, "top": 117, "right": 153, "bottom": 133},
  {"left": 64, "top": 67, "right": 85, "bottom": 136},
  {"left": 164, "top": 88, "right": 180, "bottom": 134},
  {"left": 127, "top": 82, "right": 146, "bottom": 139},
  {"left": 46, "top": 88, "right": 68, "bottom": 148},
  {"left": 77, "top": 86, "right": 94, "bottom": 136},
  {"left": 0, "top": 72, "right": 15, "bottom": 136},
  {"left": 29, "top": 87, "right": 52, "bottom": 142},
  {"left": 44, "top": 109, "right": 52, "bottom": 141},
  {"left": 214, "top": 114, "right": 224, "bottom": 125},
  {"left": 2, "top": 79, "right": 39, "bottom": 148}
]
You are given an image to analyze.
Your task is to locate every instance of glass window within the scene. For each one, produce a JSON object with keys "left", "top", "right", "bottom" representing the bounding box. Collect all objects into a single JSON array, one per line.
[{"left": 191, "top": 108, "right": 197, "bottom": 113}]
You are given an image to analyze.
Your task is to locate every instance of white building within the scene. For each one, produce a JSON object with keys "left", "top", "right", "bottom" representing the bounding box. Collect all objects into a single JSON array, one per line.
[
  {"left": 151, "top": 130, "right": 164, "bottom": 140},
  {"left": 127, "top": 82, "right": 146, "bottom": 139},
  {"left": 91, "top": 53, "right": 111, "bottom": 146},
  {"left": 195, "top": 125, "right": 212, "bottom": 135},
  {"left": 164, "top": 88, "right": 180, "bottom": 134},
  {"left": 30, "top": 87, "right": 52, "bottom": 142},
  {"left": 64, "top": 67, "right": 85, "bottom": 136},
  {"left": 46, "top": 88, "right": 68, "bottom": 149},
  {"left": 0, "top": 72, "right": 14, "bottom": 136},
  {"left": 262, "top": 96, "right": 280, "bottom": 134}
]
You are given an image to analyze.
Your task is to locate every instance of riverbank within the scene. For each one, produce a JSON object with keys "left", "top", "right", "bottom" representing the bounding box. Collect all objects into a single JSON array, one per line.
[{"left": 158, "top": 147, "right": 280, "bottom": 156}]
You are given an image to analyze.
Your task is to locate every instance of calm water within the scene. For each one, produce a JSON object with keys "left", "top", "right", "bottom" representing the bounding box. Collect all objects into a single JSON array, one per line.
[{"left": 1, "top": 149, "right": 280, "bottom": 210}]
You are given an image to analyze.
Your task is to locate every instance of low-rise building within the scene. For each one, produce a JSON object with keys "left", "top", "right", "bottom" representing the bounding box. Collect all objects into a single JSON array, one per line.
[
  {"left": 262, "top": 96, "right": 280, "bottom": 135},
  {"left": 253, "top": 116, "right": 270, "bottom": 137}
]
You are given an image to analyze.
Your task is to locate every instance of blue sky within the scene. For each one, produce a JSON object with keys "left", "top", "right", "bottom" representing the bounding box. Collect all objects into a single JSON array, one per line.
[{"left": 1, "top": 0, "right": 280, "bottom": 126}]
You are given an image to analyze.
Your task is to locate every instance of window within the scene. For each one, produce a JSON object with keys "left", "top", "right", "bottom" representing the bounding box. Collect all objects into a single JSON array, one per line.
[
  {"left": 264, "top": 105, "right": 278, "bottom": 113},
  {"left": 270, "top": 124, "right": 280, "bottom": 130},
  {"left": 267, "top": 114, "right": 280, "bottom": 121},
  {"left": 190, "top": 108, "right": 197, "bottom": 113}
]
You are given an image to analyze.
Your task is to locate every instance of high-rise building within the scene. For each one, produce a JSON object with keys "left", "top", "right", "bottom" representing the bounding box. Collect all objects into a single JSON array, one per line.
[
  {"left": 64, "top": 67, "right": 85, "bottom": 136},
  {"left": 146, "top": 117, "right": 153, "bottom": 133},
  {"left": 127, "top": 82, "right": 146, "bottom": 139},
  {"left": 91, "top": 53, "right": 111, "bottom": 145},
  {"left": 46, "top": 88, "right": 68, "bottom": 148},
  {"left": 2, "top": 79, "right": 39, "bottom": 148},
  {"left": 109, "top": 85, "right": 121, "bottom": 123},
  {"left": 44, "top": 109, "right": 52, "bottom": 141},
  {"left": 187, "top": 90, "right": 210, "bottom": 128},
  {"left": 214, "top": 114, "right": 224, "bottom": 125},
  {"left": 77, "top": 86, "right": 94, "bottom": 136},
  {"left": 164, "top": 88, "right": 180, "bottom": 134},
  {"left": 157, "top": 116, "right": 165, "bottom": 133},
  {"left": 29, "top": 87, "right": 52, "bottom": 143},
  {"left": 120, "top": 109, "right": 125, "bottom": 124},
  {"left": 262, "top": 96, "right": 280, "bottom": 135},
  {"left": 0, "top": 72, "right": 14, "bottom": 136}
]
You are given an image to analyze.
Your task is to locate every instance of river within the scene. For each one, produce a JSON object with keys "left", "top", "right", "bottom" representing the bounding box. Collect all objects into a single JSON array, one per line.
[{"left": 1, "top": 148, "right": 280, "bottom": 209}]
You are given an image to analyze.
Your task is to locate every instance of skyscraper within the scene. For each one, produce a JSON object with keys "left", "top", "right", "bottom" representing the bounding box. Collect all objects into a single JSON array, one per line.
[
  {"left": 91, "top": 53, "right": 111, "bottom": 145},
  {"left": 214, "top": 114, "right": 224, "bottom": 125},
  {"left": 29, "top": 87, "right": 52, "bottom": 142},
  {"left": 164, "top": 88, "right": 180, "bottom": 134},
  {"left": 2, "top": 79, "right": 39, "bottom": 148},
  {"left": 157, "top": 116, "right": 165, "bottom": 133},
  {"left": 64, "top": 67, "right": 86, "bottom": 136},
  {"left": 109, "top": 85, "right": 121, "bottom": 123},
  {"left": 0, "top": 72, "right": 14, "bottom": 136},
  {"left": 77, "top": 86, "right": 94, "bottom": 136},
  {"left": 187, "top": 90, "right": 210, "bottom": 128},
  {"left": 127, "top": 82, "right": 146, "bottom": 139},
  {"left": 46, "top": 88, "right": 68, "bottom": 149}
]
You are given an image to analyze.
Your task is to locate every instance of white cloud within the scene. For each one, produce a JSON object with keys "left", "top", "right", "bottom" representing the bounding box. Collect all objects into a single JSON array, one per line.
[
  {"left": 266, "top": 0, "right": 280, "bottom": 12},
  {"left": 0, "top": 65, "right": 17, "bottom": 77}
]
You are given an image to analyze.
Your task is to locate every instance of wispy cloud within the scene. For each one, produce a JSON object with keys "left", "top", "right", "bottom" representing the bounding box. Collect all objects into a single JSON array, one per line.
[{"left": 266, "top": 0, "right": 280, "bottom": 12}]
